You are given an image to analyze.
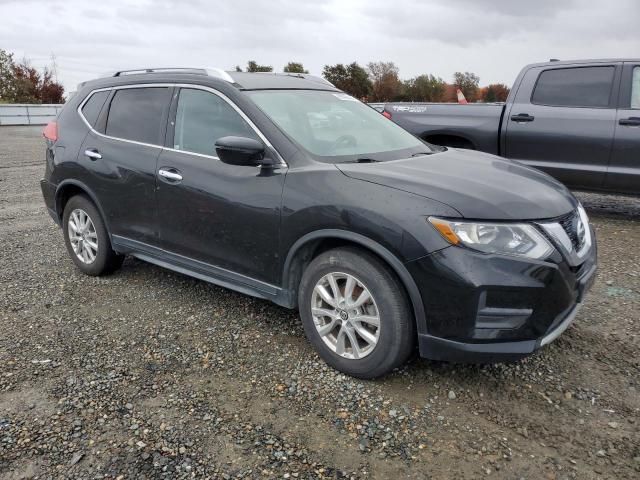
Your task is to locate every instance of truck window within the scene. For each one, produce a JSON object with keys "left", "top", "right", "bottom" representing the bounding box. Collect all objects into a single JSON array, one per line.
[
  {"left": 632, "top": 67, "right": 640, "bottom": 109},
  {"left": 531, "top": 66, "right": 615, "bottom": 108},
  {"left": 105, "top": 87, "right": 171, "bottom": 145}
]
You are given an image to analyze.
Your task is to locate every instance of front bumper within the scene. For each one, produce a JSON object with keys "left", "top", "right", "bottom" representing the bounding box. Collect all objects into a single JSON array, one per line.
[{"left": 407, "top": 228, "right": 597, "bottom": 363}]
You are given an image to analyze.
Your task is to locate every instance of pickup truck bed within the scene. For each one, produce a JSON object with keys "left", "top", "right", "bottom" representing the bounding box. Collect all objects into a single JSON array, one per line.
[{"left": 386, "top": 103, "right": 505, "bottom": 155}]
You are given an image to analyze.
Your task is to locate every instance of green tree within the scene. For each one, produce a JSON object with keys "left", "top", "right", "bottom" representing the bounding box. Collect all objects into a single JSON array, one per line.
[
  {"left": 453, "top": 71, "right": 480, "bottom": 102},
  {"left": 283, "top": 62, "right": 308, "bottom": 74},
  {"left": 234, "top": 65, "right": 243, "bottom": 72},
  {"left": 481, "top": 83, "right": 510, "bottom": 103},
  {"left": 367, "top": 61, "right": 401, "bottom": 102},
  {"left": 322, "top": 62, "right": 371, "bottom": 99},
  {"left": 246, "top": 60, "right": 273, "bottom": 73},
  {"left": 0, "top": 49, "right": 17, "bottom": 102},
  {"left": 0, "top": 50, "right": 65, "bottom": 103},
  {"left": 400, "top": 74, "right": 446, "bottom": 102}
]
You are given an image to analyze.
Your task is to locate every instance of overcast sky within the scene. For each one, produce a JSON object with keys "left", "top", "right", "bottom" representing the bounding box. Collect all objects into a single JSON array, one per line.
[{"left": 2, "top": 0, "right": 638, "bottom": 93}]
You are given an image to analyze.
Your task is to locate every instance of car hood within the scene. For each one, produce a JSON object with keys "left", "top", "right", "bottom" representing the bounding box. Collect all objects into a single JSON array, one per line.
[{"left": 336, "top": 148, "right": 577, "bottom": 220}]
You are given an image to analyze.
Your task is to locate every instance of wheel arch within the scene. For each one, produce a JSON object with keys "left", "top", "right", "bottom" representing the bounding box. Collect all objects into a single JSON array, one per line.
[
  {"left": 55, "top": 180, "right": 111, "bottom": 234},
  {"left": 422, "top": 133, "right": 476, "bottom": 150},
  {"left": 282, "top": 229, "right": 427, "bottom": 335}
]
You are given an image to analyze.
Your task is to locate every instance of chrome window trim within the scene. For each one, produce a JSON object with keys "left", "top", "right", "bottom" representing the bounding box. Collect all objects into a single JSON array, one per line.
[{"left": 76, "top": 83, "right": 287, "bottom": 166}]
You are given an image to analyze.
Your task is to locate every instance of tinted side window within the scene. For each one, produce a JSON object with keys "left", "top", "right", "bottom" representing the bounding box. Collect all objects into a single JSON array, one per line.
[
  {"left": 532, "top": 66, "right": 615, "bottom": 108},
  {"left": 173, "top": 88, "right": 260, "bottom": 156},
  {"left": 106, "top": 87, "right": 170, "bottom": 144},
  {"left": 631, "top": 67, "right": 640, "bottom": 109},
  {"left": 81, "top": 90, "right": 109, "bottom": 127}
]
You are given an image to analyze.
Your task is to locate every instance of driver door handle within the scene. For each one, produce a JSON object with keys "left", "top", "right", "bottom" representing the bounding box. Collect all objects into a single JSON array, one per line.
[
  {"left": 510, "top": 113, "right": 535, "bottom": 123},
  {"left": 619, "top": 117, "right": 640, "bottom": 126},
  {"left": 158, "top": 167, "right": 183, "bottom": 182}
]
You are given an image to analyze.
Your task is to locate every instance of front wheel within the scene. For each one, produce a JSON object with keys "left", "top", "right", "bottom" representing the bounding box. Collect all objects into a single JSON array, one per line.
[{"left": 298, "top": 247, "right": 415, "bottom": 379}]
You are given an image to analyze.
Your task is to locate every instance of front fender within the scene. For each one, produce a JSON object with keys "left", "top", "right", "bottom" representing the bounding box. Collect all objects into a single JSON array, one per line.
[{"left": 281, "top": 228, "right": 434, "bottom": 337}]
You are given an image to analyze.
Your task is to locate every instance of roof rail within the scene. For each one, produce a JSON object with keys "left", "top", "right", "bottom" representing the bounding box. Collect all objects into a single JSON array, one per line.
[
  {"left": 109, "top": 67, "right": 235, "bottom": 83},
  {"left": 112, "top": 67, "right": 205, "bottom": 77}
]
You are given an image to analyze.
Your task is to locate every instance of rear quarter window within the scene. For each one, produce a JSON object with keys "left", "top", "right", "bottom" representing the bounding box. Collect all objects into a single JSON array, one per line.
[
  {"left": 105, "top": 87, "right": 171, "bottom": 145},
  {"left": 531, "top": 66, "right": 615, "bottom": 108},
  {"left": 80, "top": 90, "right": 110, "bottom": 127}
]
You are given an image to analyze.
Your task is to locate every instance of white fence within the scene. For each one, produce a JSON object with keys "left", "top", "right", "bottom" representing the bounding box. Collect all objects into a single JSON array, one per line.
[{"left": 0, "top": 104, "right": 64, "bottom": 126}]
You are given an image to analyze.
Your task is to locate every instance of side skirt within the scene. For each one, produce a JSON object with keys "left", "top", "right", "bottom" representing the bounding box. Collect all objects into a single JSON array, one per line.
[{"left": 111, "top": 235, "right": 293, "bottom": 308}]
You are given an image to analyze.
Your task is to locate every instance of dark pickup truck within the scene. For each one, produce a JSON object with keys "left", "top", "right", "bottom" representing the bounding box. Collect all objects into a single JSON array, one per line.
[{"left": 384, "top": 59, "right": 640, "bottom": 195}]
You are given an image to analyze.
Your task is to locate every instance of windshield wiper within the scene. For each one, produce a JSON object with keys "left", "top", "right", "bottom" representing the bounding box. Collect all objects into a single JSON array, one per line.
[
  {"left": 411, "top": 152, "right": 432, "bottom": 157},
  {"left": 343, "top": 157, "right": 379, "bottom": 164}
]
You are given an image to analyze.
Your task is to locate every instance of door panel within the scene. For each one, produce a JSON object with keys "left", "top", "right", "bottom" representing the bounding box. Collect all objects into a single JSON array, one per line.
[
  {"left": 156, "top": 149, "right": 285, "bottom": 284},
  {"left": 505, "top": 65, "right": 618, "bottom": 190},
  {"left": 76, "top": 86, "right": 172, "bottom": 244},
  {"left": 78, "top": 132, "right": 161, "bottom": 243},
  {"left": 606, "top": 64, "right": 640, "bottom": 194},
  {"left": 156, "top": 87, "right": 285, "bottom": 285}
]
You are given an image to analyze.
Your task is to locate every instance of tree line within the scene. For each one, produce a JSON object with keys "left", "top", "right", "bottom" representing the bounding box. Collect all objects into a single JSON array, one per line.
[
  {"left": 236, "top": 60, "right": 510, "bottom": 103},
  {"left": 0, "top": 51, "right": 509, "bottom": 105},
  {"left": 0, "top": 49, "right": 65, "bottom": 104}
]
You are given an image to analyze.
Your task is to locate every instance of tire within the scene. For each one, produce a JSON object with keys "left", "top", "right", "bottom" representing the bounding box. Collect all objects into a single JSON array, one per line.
[
  {"left": 298, "top": 247, "right": 415, "bottom": 379},
  {"left": 62, "top": 195, "right": 124, "bottom": 276}
]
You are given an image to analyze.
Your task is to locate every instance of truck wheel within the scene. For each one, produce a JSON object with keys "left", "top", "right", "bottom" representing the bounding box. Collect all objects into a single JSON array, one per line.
[
  {"left": 62, "top": 195, "right": 124, "bottom": 276},
  {"left": 298, "top": 247, "right": 415, "bottom": 379}
]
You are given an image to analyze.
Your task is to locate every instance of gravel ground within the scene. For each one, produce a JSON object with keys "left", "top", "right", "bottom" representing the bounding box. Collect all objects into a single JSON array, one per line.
[{"left": 0, "top": 126, "right": 638, "bottom": 479}]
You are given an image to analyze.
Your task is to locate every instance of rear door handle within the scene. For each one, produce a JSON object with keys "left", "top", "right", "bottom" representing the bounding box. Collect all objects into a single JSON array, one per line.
[
  {"left": 510, "top": 113, "right": 535, "bottom": 123},
  {"left": 619, "top": 117, "right": 640, "bottom": 126},
  {"left": 84, "top": 149, "right": 102, "bottom": 160},
  {"left": 158, "top": 167, "right": 183, "bottom": 182}
]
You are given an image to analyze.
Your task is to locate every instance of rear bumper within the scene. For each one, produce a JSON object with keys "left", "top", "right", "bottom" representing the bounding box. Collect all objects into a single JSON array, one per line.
[
  {"left": 407, "top": 230, "right": 597, "bottom": 363},
  {"left": 40, "top": 179, "right": 60, "bottom": 226}
]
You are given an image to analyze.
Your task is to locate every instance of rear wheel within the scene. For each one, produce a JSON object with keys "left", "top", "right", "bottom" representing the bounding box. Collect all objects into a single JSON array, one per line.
[
  {"left": 62, "top": 195, "right": 123, "bottom": 276},
  {"left": 298, "top": 247, "right": 414, "bottom": 379}
]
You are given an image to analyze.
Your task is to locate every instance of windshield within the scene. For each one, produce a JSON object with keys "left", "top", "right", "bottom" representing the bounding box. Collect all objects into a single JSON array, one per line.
[{"left": 247, "top": 90, "right": 435, "bottom": 162}]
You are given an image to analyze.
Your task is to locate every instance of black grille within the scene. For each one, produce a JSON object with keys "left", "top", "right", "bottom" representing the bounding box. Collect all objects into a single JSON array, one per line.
[{"left": 558, "top": 210, "right": 584, "bottom": 251}]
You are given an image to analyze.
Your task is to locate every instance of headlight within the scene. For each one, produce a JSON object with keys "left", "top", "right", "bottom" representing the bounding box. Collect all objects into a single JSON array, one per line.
[{"left": 428, "top": 217, "right": 554, "bottom": 260}]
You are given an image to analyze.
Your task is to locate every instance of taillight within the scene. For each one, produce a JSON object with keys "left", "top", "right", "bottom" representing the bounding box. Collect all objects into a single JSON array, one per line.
[
  {"left": 382, "top": 111, "right": 392, "bottom": 120},
  {"left": 43, "top": 121, "right": 58, "bottom": 142}
]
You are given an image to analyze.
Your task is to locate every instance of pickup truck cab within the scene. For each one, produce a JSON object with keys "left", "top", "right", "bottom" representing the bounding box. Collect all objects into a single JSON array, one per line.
[{"left": 384, "top": 59, "right": 640, "bottom": 195}]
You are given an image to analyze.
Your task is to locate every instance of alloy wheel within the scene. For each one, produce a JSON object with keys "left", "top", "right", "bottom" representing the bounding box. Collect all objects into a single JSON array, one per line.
[
  {"left": 68, "top": 208, "right": 98, "bottom": 264},
  {"left": 310, "top": 272, "right": 380, "bottom": 359}
]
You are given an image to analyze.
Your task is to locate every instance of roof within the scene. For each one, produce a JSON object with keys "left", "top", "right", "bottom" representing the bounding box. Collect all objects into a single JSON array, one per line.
[
  {"left": 228, "top": 71, "right": 337, "bottom": 90},
  {"left": 525, "top": 58, "right": 640, "bottom": 69},
  {"left": 78, "top": 67, "right": 338, "bottom": 92}
]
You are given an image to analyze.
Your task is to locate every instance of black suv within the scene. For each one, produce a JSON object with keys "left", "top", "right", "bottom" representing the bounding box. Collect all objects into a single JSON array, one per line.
[{"left": 41, "top": 68, "right": 597, "bottom": 378}]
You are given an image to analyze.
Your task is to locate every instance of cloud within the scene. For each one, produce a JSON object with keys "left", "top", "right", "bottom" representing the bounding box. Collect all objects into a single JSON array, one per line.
[{"left": 0, "top": 0, "right": 637, "bottom": 92}]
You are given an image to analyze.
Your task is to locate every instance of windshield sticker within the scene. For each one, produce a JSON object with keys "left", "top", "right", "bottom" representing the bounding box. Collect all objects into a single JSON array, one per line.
[
  {"left": 333, "top": 93, "right": 359, "bottom": 102},
  {"left": 390, "top": 105, "right": 429, "bottom": 113}
]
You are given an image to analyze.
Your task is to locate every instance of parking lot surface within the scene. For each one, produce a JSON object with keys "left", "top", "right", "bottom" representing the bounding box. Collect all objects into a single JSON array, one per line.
[{"left": 1, "top": 126, "right": 638, "bottom": 479}]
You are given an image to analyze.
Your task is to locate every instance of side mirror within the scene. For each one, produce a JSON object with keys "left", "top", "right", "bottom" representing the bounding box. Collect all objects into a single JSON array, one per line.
[{"left": 215, "top": 136, "right": 270, "bottom": 167}]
